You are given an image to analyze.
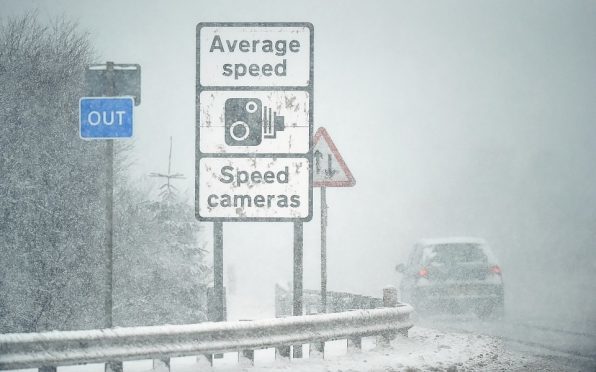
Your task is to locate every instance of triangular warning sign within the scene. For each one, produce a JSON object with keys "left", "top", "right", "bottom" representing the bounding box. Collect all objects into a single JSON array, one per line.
[{"left": 312, "top": 127, "right": 356, "bottom": 187}]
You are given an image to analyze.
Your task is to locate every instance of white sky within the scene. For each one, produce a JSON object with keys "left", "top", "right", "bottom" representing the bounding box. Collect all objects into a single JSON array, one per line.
[{"left": 2, "top": 0, "right": 596, "bottom": 323}]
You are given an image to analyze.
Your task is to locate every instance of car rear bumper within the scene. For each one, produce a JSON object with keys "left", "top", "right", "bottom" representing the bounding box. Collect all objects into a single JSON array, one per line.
[{"left": 413, "top": 283, "right": 503, "bottom": 308}]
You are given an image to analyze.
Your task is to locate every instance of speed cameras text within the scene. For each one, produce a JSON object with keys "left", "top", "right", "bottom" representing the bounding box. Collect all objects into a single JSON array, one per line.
[
  {"left": 219, "top": 165, "right": 289, "bottom": 186},
  {"left": 206, "top": 165, "right": 301, "bottom": 209}
]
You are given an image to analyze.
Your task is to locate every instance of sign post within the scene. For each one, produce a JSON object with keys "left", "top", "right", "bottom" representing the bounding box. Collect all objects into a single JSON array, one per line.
[
  {"left": 293, "top": 221, "right": 304, "bottom": 357},
  {"left": 81, "top": 61, "right": 140, "bottom": 372},
  {"left": 312, "top": 127, "right": 355, "bottom": 313},
  {"left": 320, "top": 186, "right": 327, "bottom": 313},
  {"left": 196, "top": 23, "right": 313, "bottom": 359},
  {"left": 213, "top": 221, "right": 224, "bottom": 322}
]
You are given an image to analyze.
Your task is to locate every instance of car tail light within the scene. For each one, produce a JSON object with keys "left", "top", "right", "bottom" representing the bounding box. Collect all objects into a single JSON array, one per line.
[
  {"left": 418, "top": 267, "right": 428, "bottom": 278},
  {"left": 490, "top": 265, "right": 502, "bottom": 275}
]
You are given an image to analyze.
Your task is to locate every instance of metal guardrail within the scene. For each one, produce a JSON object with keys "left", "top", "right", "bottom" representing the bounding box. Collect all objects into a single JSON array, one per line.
[
  {"left": 0, "top": 305, "right": 413, "bottom": 371},
  {"left": 275, "top": 284, "right": 384, "bottom": 316}
]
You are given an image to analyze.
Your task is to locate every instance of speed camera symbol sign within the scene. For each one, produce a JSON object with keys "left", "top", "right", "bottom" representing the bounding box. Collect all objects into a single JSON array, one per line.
[
  {"left": 196, "top": 22, "right": 313, "bottom": 221},
  {"left": 224, "top": 98, "right": 285, "bottom": 146},
  {"left": 199, "top": 90, "right": 310, "bottom": 154}
]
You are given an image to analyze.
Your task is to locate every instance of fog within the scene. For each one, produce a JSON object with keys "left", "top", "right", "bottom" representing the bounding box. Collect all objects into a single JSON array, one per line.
[{"left": 3, "top": 0, "right": 595, "bottom": 332}]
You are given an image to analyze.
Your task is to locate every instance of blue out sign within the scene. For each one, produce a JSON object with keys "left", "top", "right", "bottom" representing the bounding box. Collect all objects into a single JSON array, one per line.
[{"left": 79, "top": 97, "right": 133, "bottom": 139}]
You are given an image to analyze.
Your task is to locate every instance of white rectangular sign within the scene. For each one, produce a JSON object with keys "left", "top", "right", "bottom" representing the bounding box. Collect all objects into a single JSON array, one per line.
[
  {"left": 198, "top": 157, "right": 311, "bottom": 219},
  {"left": 198, "top": 24, "right": 312, "bottom": 87},
  {"left": 196, "top": 22, "right": 313, "bottom": 222},
  {"left": 199, "top": 90, "right": 310, "bottom": 154}
]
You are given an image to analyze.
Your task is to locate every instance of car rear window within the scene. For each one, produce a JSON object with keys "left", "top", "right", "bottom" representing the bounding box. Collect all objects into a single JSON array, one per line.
[{"left": 422, "top": 244, "right": 488, "bottom": 265}]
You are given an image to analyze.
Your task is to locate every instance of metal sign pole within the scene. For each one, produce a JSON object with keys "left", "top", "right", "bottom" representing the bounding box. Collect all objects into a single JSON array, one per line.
[
  {"left": 293, "top": 221, "right": 304, "bottom": 358},
  {"left": 82, "top": 60, "right": 138, "bottom": 372},
  {"left": 105, "top": 61, "right": 115, "bottom": 329},
  {"left": 213, "top": 221, "right": 224, "bottom": 322},
  {"left": 105, "top": 139, "right": 113, "bottom": 328},
  {"left": 320, "top": 186, "right": 327, "bottom": 314},
  {"left": 104, "top": 62, "right": 121, "bottom": 372}
]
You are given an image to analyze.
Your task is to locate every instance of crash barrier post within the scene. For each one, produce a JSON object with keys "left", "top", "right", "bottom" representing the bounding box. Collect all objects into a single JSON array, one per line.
[{"left": 379, "top": 285, "right": 400, "bottom": 346}]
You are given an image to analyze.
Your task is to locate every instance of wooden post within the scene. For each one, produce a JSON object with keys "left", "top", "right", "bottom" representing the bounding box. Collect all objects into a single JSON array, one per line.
[
  {"left": 309, "top": 338, "right": 324, "bottom": 359},
  {"left": 196, "top": 354, "right": 212, "bottom": 367},
  {"left": 383, "top": 286, "right": 398, "bottom": 307},
  {"left": 348, "top": 336, "right": 362, "bottom": 352},
  {"left": 238, "top": 319, "right": 255, "bottom": 366},
  {"left": 239, "top": 349, "right": 255, "bottom": 366},
  {"left": 276, "top": 345, "right": 291, "bottom": 360},
  {"left": 380, "top": 286, "right": 399, "bottom": 345},
  {"left": 152, "top": 358, "right": 170, "bottom": 371}
]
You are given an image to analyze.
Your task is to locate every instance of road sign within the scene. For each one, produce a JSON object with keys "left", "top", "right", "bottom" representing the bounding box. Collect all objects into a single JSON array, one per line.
[
  {"left": 196, "top": 22, "right": 314, "bottom": 222},
  {"left": 85, "top": 63, "right": 141, "bottom": 105},
  {"left": 312, "top": 127, "right": 355, "bottom": 187},
  {"left": 80, "top": 97, "right": 133, "bottom": 139},
  {"left": 197, "top": 24, "right": 313, "bottom": 343},
  {"left": 198, "top": 91, "right": 310, "bottom": 154},
  {"left": 198, "top": 24, "right": 312, "bottom": 87},
  {"left": 198, "top": 157, "right": 310, "bottom": 220}
]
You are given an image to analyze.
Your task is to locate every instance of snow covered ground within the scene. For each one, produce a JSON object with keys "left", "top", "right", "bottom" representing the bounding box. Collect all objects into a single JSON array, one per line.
[{"left": 8, "top": 324, "right": 594, "bottom": 371}]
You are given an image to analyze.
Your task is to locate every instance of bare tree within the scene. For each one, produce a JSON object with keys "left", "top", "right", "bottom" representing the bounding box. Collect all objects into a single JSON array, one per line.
[{"left": 0, "top": 12, "right": 105, "bottom": 332}]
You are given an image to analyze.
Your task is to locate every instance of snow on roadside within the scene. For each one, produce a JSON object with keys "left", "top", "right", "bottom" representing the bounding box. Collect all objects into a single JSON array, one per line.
[
  {"left": 6, "top": 326, "right": 582, "bottom": 372},
  {"left": 196, "top": 326, "right": 583, "bottom": 372}
]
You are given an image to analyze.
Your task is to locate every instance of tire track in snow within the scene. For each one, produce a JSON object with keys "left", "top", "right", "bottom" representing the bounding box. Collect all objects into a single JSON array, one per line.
[
  {"left": 419, "top": 317, "right": 596, "bottom": 362},
  {"left": 507, "top": 320, "right": 596, "bottom": 340}
]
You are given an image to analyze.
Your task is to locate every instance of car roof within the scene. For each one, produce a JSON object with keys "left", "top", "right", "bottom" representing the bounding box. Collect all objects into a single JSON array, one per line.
[
  {"left": 417, "top": 237, "right": 488, "bottom": 246},
  {"left": 414, "top": 237, "right": 499, "bottom": 263}
]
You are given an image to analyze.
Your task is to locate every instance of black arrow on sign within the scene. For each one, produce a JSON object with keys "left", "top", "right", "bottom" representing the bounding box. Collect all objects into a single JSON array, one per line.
[
  {"left": 324, "top": 154, "right": 337, "bottom": 178},
  {"left": 314, "top": 150, "right": 323, "bottom": 174}
]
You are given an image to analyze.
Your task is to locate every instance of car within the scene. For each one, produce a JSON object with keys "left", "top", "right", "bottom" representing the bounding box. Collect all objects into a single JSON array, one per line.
[{"left": 396, "top": 237, "right": 504, "bottom": 319}]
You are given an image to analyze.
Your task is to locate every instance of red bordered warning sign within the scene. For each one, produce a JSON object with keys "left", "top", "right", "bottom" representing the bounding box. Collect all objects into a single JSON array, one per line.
[{"left": 312, "top": 127, "right": 355, "bottom": 187}]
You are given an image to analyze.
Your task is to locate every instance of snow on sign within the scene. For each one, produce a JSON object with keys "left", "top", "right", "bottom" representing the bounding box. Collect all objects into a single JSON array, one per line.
[
  {"left": 197, "top": 23, "right": 312, "bottom": 87},
  {"left": 198, "top": 157, "right": 310, "bottom": 219},
  {"left": 197, "top": 23, "right": 313, "bottom": 155},
  {"left": 313, "top": 127, "right": 355, "bottom": 187},
  {"left": 198, "top": 90, "right": 310, "bottom": 154},
  {"left": 196, "top": 23, "right": 313, "bottom": 221}
]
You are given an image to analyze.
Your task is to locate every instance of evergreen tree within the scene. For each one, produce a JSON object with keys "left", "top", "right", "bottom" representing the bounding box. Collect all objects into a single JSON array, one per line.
[{"left": 113, "top": 144, "right": 209, "bottom": 326}]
